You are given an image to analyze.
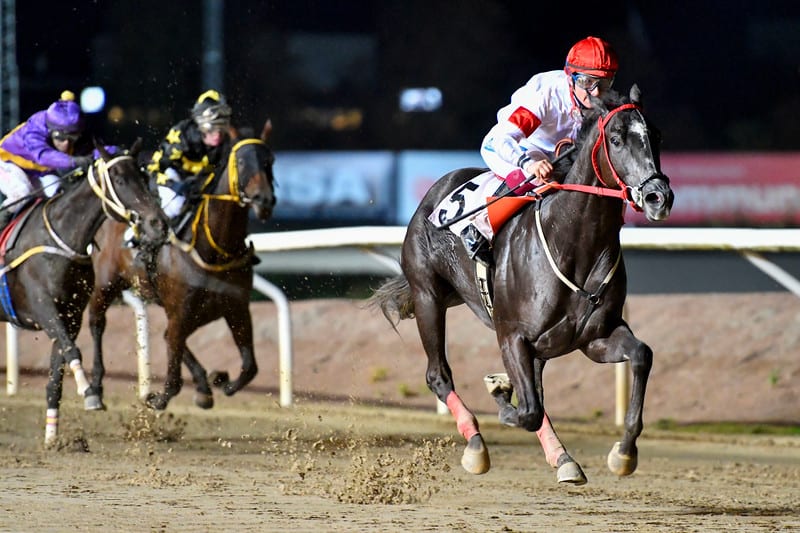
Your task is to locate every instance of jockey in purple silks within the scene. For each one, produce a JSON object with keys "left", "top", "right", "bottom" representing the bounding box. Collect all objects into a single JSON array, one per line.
[{"left": 0, "top": 90, "right": 96, "bottom": 226}]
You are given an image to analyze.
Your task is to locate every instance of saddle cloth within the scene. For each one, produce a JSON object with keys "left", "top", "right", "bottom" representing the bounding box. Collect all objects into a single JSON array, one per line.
[{"left": 428, "top": 172, "right": 541, "bottom": 242}]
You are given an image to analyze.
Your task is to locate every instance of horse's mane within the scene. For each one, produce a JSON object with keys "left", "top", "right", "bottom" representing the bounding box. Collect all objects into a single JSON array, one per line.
[{"left": 551, "top": 89, "right": 629, "bottom": 179}]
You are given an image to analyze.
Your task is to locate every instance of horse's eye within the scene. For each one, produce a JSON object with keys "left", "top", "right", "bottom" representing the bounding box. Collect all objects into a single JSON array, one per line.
[{"left": 610, "top": 136, "right": 622, "bottom": 147}]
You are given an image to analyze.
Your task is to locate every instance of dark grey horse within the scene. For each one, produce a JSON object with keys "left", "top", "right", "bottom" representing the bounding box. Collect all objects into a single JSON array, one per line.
[
  {"left": 370, "top": 86, "right": 673, "bottom": 484},
  {"left": 0, "top": 143, "right": 168, "bottom": 445}
]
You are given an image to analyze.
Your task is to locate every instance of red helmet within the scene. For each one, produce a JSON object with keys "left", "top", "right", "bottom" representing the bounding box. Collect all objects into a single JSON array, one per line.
[{"left": 564, "top": 36, "right": 618, "bottom": 78}]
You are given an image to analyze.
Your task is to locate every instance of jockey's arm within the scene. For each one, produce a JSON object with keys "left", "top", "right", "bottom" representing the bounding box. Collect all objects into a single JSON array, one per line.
[
  {"left": 485, "top": 120, "right": 552, "bottom": 184},
  {"left": 21, "top": 129, "right": 73, "bottom": 170}
]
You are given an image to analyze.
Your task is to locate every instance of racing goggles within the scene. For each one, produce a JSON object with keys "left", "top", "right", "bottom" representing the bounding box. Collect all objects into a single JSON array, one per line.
[
  {"left": 51, "top": 130, "right": 81, "bottom": 142},
  {"left": 571, "top": 73, "right": 614, "bottom": 92}
]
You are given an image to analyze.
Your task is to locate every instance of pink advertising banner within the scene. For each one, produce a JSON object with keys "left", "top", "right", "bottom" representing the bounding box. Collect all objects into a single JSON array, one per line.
[{"left": 626, "top": 152, "right": 800, "bottom": 227}]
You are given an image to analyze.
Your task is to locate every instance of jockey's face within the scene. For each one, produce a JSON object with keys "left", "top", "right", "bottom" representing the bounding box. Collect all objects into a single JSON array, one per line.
[
  {"left": 51, "top": 131, "right": 78, "bottom": 153},
  {"left": 570, "top": 72, "right": 614, "bottom": 109},
  {"left": 202, "top": 128, "right": 225, "bottom": 147}
]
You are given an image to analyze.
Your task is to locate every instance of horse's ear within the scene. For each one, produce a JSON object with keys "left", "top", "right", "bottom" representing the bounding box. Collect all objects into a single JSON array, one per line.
[
  {"left": 130, "top": 138, "right": 143, "bottom": 157},
  {"left": 261, "top": 119, "right": 273, "bottom": 143},
  {"left": 94, "top": 139, "right": 112, "bottom": 161},
  {"left": 630, "top": 84, "right": 643, "bottom": 107}
]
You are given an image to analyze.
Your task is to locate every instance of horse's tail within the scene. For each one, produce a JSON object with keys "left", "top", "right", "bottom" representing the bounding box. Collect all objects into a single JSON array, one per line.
[{"left": 367, "top": 275, "right": 415, "bottom": 330}]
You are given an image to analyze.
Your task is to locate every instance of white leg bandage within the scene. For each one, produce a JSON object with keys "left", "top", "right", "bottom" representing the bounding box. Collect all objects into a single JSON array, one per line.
[{"left": 69, "top": 359, "right": 91, "bottom": 396}]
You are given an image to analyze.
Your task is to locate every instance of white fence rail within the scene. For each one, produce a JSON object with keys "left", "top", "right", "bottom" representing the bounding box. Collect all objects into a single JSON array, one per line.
[{"left": 5, "top": 227, "right": 800, "bottom": 424}]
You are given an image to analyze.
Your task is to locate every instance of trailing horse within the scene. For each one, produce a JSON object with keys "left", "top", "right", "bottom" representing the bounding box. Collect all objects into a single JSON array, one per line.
[
  {"left": 370, "top": 86, "right": 673, "bottom": 484},
  {"left": 88, "top": 120, "right": 276, "bottom": 411},
  {"left": 0, "top": 142, "right": 169, "bottom": 445}
]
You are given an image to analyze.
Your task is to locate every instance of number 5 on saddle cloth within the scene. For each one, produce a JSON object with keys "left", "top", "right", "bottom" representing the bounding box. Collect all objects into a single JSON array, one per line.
[{"left": 429, "top": 171, "right": 554, "bottom": 242}]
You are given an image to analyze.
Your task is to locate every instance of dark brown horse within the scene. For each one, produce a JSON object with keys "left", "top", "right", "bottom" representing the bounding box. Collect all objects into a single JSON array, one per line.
[
  {"left": 0, "top": 143, "right": 168, "bottom": 445},
  {"left": 370, "top": 86, "right": 673, "bottom": 484},
  {"left": 88, "top": 121, "right": 276, "bottom": 411}
]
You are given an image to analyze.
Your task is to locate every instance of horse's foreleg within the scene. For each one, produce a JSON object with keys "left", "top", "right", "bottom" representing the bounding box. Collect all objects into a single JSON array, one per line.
[
  {"left": 44, "top": 341, "right": 66, "bottom": 446},
  {"left": 146, "top": 324, "right": 186, "bottom": 410},
  {"left": 87, "top": 288, "right": 116, "bottom": 410},
  {"left": 583, "top": 326, "right": 653, "bottom": 476},
  {"left": 182, "top": 347, "right": 213, "bottom": 409},
  {"left": 215, "top": 311, "right": 257, "bottom": 396},
  {"left": 498, "top": 333, "right": 543, "bottom": 432},
  {"left": 486, "top": 362, "right": 587, "bottom": 484},
  {"left": 415, "top": 293, "right": 489, "bottom": 475}
]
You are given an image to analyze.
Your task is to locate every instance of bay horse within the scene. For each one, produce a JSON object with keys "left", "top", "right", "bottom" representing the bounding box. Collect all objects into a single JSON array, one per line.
[
  {"left": 370, "top": 86, "right": 673, "bottom": 484},
  {"left": 88, "top": 120, "right": 276, "bottom": 411},
  {"left": 0, "top": 143, "right": 169, "bottom": 445}
]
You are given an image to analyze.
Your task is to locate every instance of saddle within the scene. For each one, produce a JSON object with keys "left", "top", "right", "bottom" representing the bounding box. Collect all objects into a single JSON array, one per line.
[
  {"left": 0, "top": 198, "right": 42, "bottom": 326},
  {"left": 0, "top": 199, "right": 42, "bottom": 258}
]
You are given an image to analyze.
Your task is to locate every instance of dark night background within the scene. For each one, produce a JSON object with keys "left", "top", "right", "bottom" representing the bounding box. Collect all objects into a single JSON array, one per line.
[{"left": 13, "top": 1, "right": 800, "bottom": 153}]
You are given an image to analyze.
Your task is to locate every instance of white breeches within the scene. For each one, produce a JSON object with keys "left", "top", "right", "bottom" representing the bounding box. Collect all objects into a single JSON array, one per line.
[
  {"left": 0, "top": 161, "right": 34, "bottom": 207},
  {"left": 0, "top": 162, "right": 61, "bottom": 209},
  {"left": 39, "top": 174, "right": 61, "bottom": 198},
  {"left": 158, "top": 185, "right": 185, "bottom": 218}
]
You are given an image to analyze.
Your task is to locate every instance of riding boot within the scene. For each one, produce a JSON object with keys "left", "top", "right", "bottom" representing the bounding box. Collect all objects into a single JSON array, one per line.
[{"left": 460, "top": 224, "right": 493, "bottom": 267}]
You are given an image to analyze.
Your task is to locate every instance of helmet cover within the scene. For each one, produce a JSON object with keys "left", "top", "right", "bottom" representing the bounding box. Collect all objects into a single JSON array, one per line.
[
  {"left": 565, "top": 36, "right": 618, "bottom": 78},
  {"left": 45, "top": 90, "right": 84, "bottom": 133},
  {"left": 191, "top": 89, "right": 232, "bottom": 132}
]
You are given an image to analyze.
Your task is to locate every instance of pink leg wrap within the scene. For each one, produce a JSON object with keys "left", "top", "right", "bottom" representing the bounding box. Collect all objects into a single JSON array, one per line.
[
  {"left": 536, "top": 413, "right": 566, "bottom": 467},
  {"left": 446, "top": 391, "right": 480, "bottom": 441}
]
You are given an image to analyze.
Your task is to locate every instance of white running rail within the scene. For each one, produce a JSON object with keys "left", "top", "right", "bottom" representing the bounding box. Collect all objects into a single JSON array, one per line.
[{"left": 6, "top": 227, "right": 800, "bottom": 425}]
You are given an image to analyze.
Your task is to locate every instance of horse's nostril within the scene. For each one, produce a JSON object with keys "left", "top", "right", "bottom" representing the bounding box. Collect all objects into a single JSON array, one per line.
[{"left": 645, "top": 191, "right": 663, "bottom": 205}]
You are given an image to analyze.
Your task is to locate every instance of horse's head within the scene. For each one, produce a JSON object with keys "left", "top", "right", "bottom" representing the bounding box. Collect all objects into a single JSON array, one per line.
[
  {"left": 94, "top": 140, "right": 169, "bottom": 246},
  {"left": 586, "top": 86, "right": 674, "bottom": 222},
  {"left": 219, "top": 119, "right": 276, "bottom": 221}
]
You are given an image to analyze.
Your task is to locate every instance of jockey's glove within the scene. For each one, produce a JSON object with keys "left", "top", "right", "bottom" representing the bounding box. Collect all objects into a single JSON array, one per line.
[{"left": 72, "top": 155, "right": 94, "bottom": 168}]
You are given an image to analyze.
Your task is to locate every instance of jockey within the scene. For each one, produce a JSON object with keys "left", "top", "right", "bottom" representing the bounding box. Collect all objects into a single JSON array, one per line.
[
  {"left": 0, "top": 90, "right": 95, "bottom": 226},
  {"left": 463, "top": 36, "right": 619, "bottom": 266},
  {"left": 124, "top": 90, "right": 233, "bottom": 246}
]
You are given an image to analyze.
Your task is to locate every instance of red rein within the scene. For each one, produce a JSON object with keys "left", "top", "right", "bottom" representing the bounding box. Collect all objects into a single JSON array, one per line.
[{"left": 549, "top": 103, "right": 644, "bottom": 212}]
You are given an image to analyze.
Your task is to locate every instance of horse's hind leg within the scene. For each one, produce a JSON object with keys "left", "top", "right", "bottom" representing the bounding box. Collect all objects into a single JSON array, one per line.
[
  {"left": 209, "top": 309, "right": 257, "bottom": 397},
  {"left": 415, "top": 291, "right": 490, "bottom": 475},
  {"left": 583, "top": 325, "right": 653, "bottom": 476}
]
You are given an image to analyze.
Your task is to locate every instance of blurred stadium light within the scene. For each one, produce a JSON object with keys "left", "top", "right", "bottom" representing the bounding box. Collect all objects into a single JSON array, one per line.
[{"left": 399, "top": 87, "right": 442, "bottom": 112}]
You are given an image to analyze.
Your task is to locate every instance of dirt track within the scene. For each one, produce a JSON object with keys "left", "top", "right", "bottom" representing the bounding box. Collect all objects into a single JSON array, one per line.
[
  {"left": 1, "top": 293, "right": 800, "bottom": 531},
  {"left": 1, "top": 381, "right": 799, "bottom": 532}
]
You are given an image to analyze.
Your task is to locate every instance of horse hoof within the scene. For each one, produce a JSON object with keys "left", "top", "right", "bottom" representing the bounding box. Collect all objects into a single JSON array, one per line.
[
  {"left": 209, "top": 371, "right": 229, "bottom": 388},
  {"left": 557, "top": 460, "right": 587, "bottom": 485},
  {"left": 145, "top": 393, "right": 168, "bottom": 411},
  {"left": 194, "top": 392, "right": 214, "bottom": 409},
  {"left": 607, "top": 441, "right": 638, "bottom": 476},
  {"left": 461, "top": 434, "right": 491, "bottom": 475},
  {"left": 84, "top": 395, "right": 106, "bottom": 411}
]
